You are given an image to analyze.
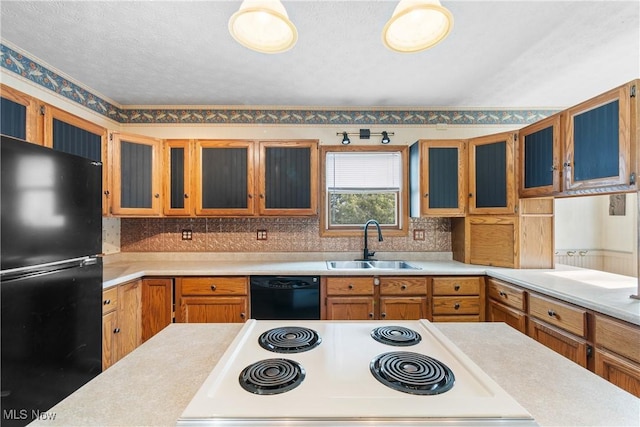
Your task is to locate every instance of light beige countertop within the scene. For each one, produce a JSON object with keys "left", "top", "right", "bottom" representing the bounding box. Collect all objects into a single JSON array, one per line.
[
  {"left": 102, "top": 252, "right": 640, "bottom": 326},
  {"left": 32, "top": 322, "right": 640, "bottom": 427}
]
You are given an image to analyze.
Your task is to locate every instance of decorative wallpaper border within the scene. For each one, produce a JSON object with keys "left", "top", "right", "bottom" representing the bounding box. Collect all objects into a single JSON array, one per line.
[{"left": 1, "top": 42, "right": 559, "bottom": 126}]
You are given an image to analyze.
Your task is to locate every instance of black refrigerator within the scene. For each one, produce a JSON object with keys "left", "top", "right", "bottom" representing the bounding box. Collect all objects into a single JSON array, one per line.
[{"left": 1, "top": 135, "right": 103, "bottom": 426}]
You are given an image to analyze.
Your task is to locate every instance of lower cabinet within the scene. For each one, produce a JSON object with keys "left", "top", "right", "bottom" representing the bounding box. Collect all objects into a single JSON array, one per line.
[
  {"left": 487, "top": 278, "right": 527, "bottom": 333},
  {"left": 141, "top": 278, "right": 173, "bottom": 342},
  {"left": 528, "top": 317, "right": 589, "bottom": 368},
  {"left": 325, "top": 276, "right": 428, "bottom": 320},
  {"left": 488, "top": 300, "right": 527, "bottom": 333},
  {"left": 102, "top": 279, "right": 142, "bottom": 370},
  {"left": 176, "top": 277, "right": 249, "bottom": 323},
  {"left": 594, "top": 315, "right": 640, "bottom": 397},
  {"left": 431, "top": 276, "right": 485, "bottom": 322}
]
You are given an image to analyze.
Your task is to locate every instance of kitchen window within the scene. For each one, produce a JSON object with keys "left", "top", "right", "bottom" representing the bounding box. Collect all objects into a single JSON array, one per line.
[{"left": 321, "top": 146, "right": 409, "bottom": 236}]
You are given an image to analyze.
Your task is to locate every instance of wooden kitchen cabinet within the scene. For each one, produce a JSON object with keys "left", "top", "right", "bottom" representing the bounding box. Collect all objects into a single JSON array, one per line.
[
  {"left": 102, "top": 280, "right": 142, "bottom": 370},
  {"left": 163, "top": 139, "right": 193, "bottom": 216},
  {"left": 110, "top": 132, "right": 163, "bottom": 216},
  {"left": 468, "top": 132, "right": 517, "bottom": 215},
  {"left": 452, "top": 198, "right": 554, "bottom": 269},
  {"left": 431, "top": 276, "right": 485, "bottom": 322},
  {"left": 0, "top": 83, "right": 41, "bottom": 144},
  {"left": 594, "top": 315, "right": 640, "bottom": 397},
  {"left": 176, "top": 277, "right": 248, "bottom": 323},
  {"left": 410, "top": 140, "right": 467, "bottom": 216},
  {"left": 43, "top": 105, "right": 110, "bottom": 215},
  {"left": 141, "top": 278, "right": 173, "bottom": 342},
  {"left": 487, "top": 278, "right": 527, "bottom": 333},
  {"left": 379, "top": 277, "right": 428, "bottom": 320},
  {"left": 325, "top": 277, "right": 375, "bottom": 320},
  {"left": 527, "top": 292, "right": 589, "bottom": 368},
  {"left": 563, "top": 80, "right": 637, "bottom": 193},
  {"left": 194, "top": 139, "right": 318, "bottom": 217},
  {"left": 518, "top": 113, "right": 561, "bottom": 198}
]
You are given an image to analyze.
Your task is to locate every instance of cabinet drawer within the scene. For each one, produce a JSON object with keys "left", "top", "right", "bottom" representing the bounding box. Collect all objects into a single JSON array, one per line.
[
  {"left": 102, "top": 287, "right": 118, "bottom": 314},
  {"left": 529, "top": 293, "right": 586, "bottom": 338},
  {"left": 326, "top": 277, "right": 374, "bottom": 295},
  {"left": 432, "top": 315, "right": 480, "bottom": 322},
  {"left": 487, "top": 278, "right": 526, "bottom": 311},
  {"left": 432, "top": 277, "right": 481, "bottom": 295},
  {"left": 595, "top": 316, "right": 640, "bottom": 365},
  {"left": 379, "top": 277, "right": 427, "bottom": 295},
  {"left": 432, "top": 296, "right": 480, "bottom": 315},
  {"left": 180, "top": 277, "right": 248, "bottom": 296}
]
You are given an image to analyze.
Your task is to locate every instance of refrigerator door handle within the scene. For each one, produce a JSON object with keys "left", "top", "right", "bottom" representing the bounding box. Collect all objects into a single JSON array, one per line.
[{"left": 0, "top": 256, "right": 93, "bottom": 282}]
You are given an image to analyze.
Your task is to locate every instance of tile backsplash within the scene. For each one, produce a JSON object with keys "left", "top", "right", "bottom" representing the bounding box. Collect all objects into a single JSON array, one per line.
[{"left": 120, "top": 217, "right": 451, "bottom": 253}]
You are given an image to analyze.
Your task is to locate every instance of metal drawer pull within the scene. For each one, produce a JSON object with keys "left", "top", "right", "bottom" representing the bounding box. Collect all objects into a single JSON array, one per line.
[
  {"left": 103, "top": 299, "right": 111, "bottom": 305},
  {"left": 210, "top": 285, "right": 217, "bottom": 291},
  {"left": 240, "top": 312, "right": 246, "bottom": 319},
  {"left": 381, "top": 312, "right": 386, "bottom": 318},
  {"left": 368, "top": 312, "right": 374, "bottom": 318},
  {"left": 547, "top": 309, "right": 556, "bottom": 317},
  {"left": 499, "top": 291, "right": 507, "bottom": 297},
  {"left": 454, "top": 284, "right": 460, "bottom": 291},
  {"left": 348, "top": 284, "right": 354, "bottom": 289},
  {"left": 401, "top": 284, "right": 407, "bottom": 290},
  {"left": 454, "top": 303, "right": 460, "bottom": 310},
  {"left": 113, "top": 328, "right": 120, "bottom": 334}
]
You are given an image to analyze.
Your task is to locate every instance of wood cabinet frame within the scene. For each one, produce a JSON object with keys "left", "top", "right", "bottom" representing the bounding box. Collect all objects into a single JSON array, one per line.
[
  {"left": 418, "top": 139, "right": 467, "bottom": 216},
  {"left": 518, "top": 114, "right": 561, "bottom": 197},
  {"left": 468, "top": 132, "right": 517, "bottom": 215},
  {"left": 110, "top": 132, "right": 163, "bottom": 216},
  {"left": 1, "top": 84, "right": 43, "bottom": 144},
  {"left": 43, "top": 105, "right": 109, "bottom": 215},
  {"left": 563, "top": 82, "right": 634, "bottom": 192}
]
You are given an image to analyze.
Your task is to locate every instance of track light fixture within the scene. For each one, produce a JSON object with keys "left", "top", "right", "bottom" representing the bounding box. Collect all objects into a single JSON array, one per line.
[{"left": 336, "top": 129, "right": 394, "bottom": 145}]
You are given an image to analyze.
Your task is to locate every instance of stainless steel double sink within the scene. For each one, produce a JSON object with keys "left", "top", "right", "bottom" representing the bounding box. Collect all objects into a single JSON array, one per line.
[{"left": 326, "top": 260, "right": 421, "bottom": 270}]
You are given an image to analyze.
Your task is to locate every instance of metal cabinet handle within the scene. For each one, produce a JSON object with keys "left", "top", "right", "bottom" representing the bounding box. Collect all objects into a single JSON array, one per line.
[
  {"left": 563, "top": 161, "right": 571, "bottom": 168},
  {"left": 248, "top": 194, "right": 253, "bottom": 199},
  {"left": 184, "top": 193, "right": 189, "bottom": 199},
  {"left": 104, "top": 190, "right": 110, "bottom": 196},
  {"left": 240, "top": 312, "right": 246, "bottom": 319},
  {"left": 210, "top": 285, "right": 217, "bottom": 291},
  {"left": 103, "top": 299, "right": 111, "bottom": 305},
  {"left": 381, "top": 312, "right": 386, "bottom": 318},
  {"left": 260, "top": 194, "right": 265, "bottom": 199},
  {"left": 454, "top": 303, "right": 461, "bottom": 310},
  {"left": 400, "top": 284, "right": 407, "bottom": 291},
  {"left": 550, "top": 165, "right": 557, "bottom": 172},
  {"left": 454, "top": 284, "right": 460, "bottom": 291},
  {"left": 368, "top": 312, "right": 374, "bottom": 318},
  {"left": 547, "top": 309, "right": 556, "bottom": 317},
  {"left": 424, "top": 193, "right": 429, "bottom": 198},
  {"left": 499, "top": 291, "right": 507, "bottom": 297},
  {"left": 348, "top": 284, "right": 354, "bottom": 290},
  {"left": 154, "top": 193, "right": 160, "bottom": 198},
  {"left": 113, "top": 328, "right": 120, "bottom": 334}
]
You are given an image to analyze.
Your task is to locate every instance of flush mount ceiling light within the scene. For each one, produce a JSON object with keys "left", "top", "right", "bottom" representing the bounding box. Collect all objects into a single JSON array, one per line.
[
  {"left": 228, "top": 0, "right": 298, "bottom": 54},
  {"left": 382, "top": 0, "right": 453, "bottom": 53},
  {"left": 337, "top": 130, "right": 395, "bottom": 145}
]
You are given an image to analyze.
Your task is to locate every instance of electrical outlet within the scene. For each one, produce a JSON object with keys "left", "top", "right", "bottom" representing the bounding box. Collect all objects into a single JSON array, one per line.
[
  {"left": 413, "top": 229, "right": 425, "bottom": 241},
  {"left": 182, "top": 229, "right": 193, "bottom": 240},
  {"left": 256, "top": 229, "right": 268, "bottom": 240}
]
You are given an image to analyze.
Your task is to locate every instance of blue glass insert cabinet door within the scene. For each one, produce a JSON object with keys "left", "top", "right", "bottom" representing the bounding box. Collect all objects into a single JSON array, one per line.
[
  {"left": 563, "top": 81, "right": 635, "bottom": 192},
  {"left": 419, "top": 139, "right": 467, "bottom": 216},
  {"left": 518, "top": 114, "right": 561, "bottom": 198},
  {"left": 111, "top": 132, "right": 163, "bottom": 216},
  {"left": 164, "top": 139, "right": 193, "bottom": 216},
  {"left": 468, "top": 132, "right": 517, "bottom": 215},
  {"left": 43, "top": 105, "right": 109, "bottom": 215},
  {"left": 0, "top": 84, "right": 39, "bottom": 143}
]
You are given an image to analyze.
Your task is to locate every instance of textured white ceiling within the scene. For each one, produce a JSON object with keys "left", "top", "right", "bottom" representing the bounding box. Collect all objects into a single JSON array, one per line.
[{"left": 1, "top": 0, "right": 638, "bottom": 108}]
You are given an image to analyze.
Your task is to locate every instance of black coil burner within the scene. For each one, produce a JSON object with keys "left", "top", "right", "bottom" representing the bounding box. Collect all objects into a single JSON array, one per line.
[
  {"left": 258, "top": 326, "right": 321, "bottom": 353},
  {"left": 371, "top": 326, "right": 422, "bottom": 346},
  {"left": 239, "top": 358, "right": 306, "bottom": 395},
  {"left": 370, "top": 351, "right": 455, "bottom": 395}
]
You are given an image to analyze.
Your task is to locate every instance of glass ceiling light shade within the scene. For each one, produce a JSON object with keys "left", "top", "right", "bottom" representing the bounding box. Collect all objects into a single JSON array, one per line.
[
  {"left": 228, "top": 0, "right": 298, "bottom": 54},
  {"left": 382, "top": 0, "right": 453, "bottom": 53}
]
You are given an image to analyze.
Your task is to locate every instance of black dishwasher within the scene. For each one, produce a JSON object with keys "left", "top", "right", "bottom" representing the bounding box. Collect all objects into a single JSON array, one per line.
[{"left": 250, "top": 276, "right": 320, "bottom": 320}]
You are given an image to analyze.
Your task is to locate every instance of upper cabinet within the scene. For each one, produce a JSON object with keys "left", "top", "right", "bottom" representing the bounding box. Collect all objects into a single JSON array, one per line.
[
  {"left": 194, "top": 140, "right": 256, "bottom": 216},
  {"left": 193, "top": 139, "right": 318, "bottom": 217},
  {"left": 518, "top": 114, "right": 561, "bottom": 198},
  {"left": 563, "top": 81, "right": 636, "bottom": 192},
  {"left": 411, "top": 140, "right": 467, "bottom": 216},
  {"left": 0, "top": 84, "right": 41, "bottom": 144},
  {"left": 110, "top": 132, "right": 163, "bottom": 216},
  {"left": 43, "top": 106, "right": 109, "bottom": 215},
  {"left": 468, "top": 132, "right": 517, "bottom": 215},
  {"left": 164, "top": 139, "right": 193, "bottom": 216},
  {"left": 258, "top": 140, "right": 318, "bottom": 216}
]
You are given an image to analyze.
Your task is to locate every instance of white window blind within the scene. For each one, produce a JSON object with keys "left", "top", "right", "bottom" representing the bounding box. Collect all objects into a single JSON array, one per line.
[{"left": 326, "top": 152, "right": 402, "bottom": 190}]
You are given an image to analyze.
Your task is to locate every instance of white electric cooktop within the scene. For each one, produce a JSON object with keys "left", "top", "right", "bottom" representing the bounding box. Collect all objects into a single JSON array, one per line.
[{"left": 177, "top": 319, "right": 536, "bottom": 426}]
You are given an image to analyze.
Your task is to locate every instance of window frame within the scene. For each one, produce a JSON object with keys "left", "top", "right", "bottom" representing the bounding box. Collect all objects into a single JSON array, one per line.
[{"left": 320, "top": 145, "right": 409, "bottom": 237}]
